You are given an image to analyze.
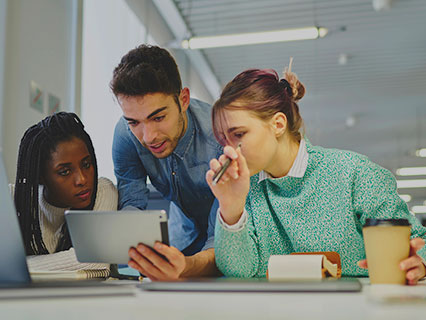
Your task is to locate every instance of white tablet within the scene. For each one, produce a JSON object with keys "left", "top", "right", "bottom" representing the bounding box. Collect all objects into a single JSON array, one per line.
[{"left": 64, "top": 210, "right": 169, "bottom": 264}]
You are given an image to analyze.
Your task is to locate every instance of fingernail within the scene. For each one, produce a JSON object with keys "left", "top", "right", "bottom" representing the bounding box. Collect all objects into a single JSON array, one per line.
[
  {"left": 154, "top": 243, "right": 163, "bottom": 250},
  {"left": 400, "top": 263, "right": 405, "bottom": 270},
  {"left": 138, "top": 245, "right": 146, "bottom": 253}
]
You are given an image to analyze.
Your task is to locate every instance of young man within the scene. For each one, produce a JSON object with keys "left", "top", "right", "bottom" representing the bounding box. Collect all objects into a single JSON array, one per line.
[{"left": 110, "top": 45, "right": 222, "bottom": 280}]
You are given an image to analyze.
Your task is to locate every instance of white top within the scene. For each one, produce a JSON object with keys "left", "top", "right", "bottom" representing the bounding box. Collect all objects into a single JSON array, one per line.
[
  {"left": 219, "top": 139, "right": 309, "bottom": 230},
  {"left": 39, "top": 177, "right": 118, "bottom": 253},
  {"left": 258, "top": 138, "right": 308, "bottom": 181}
]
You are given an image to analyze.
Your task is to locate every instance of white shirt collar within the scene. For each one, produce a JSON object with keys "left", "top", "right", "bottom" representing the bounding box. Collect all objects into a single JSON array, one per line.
[{"left": 258, "top": 138, "right": 308, "bottom": 183}]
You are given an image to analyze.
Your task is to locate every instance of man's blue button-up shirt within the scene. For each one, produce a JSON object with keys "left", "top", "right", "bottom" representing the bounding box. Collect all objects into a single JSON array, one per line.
[{"left": 112, "top": 99, "right": 223, "bottom": 255}]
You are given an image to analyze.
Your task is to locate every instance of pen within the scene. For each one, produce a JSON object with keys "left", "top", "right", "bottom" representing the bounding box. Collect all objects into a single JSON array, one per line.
[{"left": 212, "top": 143, "right": 241, "bottom": 185}]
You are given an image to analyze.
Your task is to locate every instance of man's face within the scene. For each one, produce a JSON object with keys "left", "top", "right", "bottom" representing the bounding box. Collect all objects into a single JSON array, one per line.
[{"left": 118, "top": 90, "right": 189, "bottom": 158}]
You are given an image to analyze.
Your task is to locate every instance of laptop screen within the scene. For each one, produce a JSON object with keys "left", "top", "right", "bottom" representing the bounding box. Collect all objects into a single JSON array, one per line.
[{"left": 0, "top": 151, "right": 31, "bottom": 284}]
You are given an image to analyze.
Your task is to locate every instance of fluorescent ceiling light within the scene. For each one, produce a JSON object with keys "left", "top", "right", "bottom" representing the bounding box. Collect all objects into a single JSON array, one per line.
[
  {"left": 397, "top": 179, "right": 426, "bottom": 189},
  {"left": 181, "top": 27, "right": 328, "bottom": 49},
  {"left": 398, "top": 194, "right": 412, "bottom": 202},
  {"left": 411, "top": 206, "right": 426, "bottom": 214},
  {"left": 396, "top": 167, "right": 426, "bottom": 176},
  {"left": 416, "top": 148, "right": 426, "bottom": 157}
]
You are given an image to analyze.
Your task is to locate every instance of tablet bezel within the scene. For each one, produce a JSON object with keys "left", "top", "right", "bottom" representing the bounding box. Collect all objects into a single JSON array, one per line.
[{"left": 65, "top": 210, "right": 168, "bottom": 264}]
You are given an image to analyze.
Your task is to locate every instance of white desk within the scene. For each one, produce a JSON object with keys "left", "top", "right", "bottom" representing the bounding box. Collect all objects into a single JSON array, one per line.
[{"left": 1, "top": 279, "right": 426, "bottom": 320}]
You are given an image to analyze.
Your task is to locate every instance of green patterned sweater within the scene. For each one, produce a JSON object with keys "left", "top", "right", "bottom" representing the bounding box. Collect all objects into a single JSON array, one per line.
[{"left": 214, "top": 141, "right": 426, "bottom": 277}]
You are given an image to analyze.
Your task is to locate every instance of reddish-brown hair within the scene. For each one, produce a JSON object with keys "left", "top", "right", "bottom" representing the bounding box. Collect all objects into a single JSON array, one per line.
[{"left": 212, "top": 66, "right": 305, "bottom": 146}]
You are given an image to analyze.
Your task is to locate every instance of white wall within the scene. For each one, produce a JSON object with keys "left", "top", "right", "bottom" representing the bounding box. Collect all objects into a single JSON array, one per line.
[
  {"left": 0, "top": 0, "right": 7, "bottom": 141},
  {"left": 1, "top": 0, "right": 76, "bottom": 182},
  {"left": 81, "top": 0, "right": 214, "bottom": 183}
]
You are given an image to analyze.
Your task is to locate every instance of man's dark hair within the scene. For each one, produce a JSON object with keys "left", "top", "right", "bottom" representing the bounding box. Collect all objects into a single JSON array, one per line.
[
  {"left": 14, "top": 112, "right": 98, "bottom": 255},
  {"left": 110, "top": 45, "right": 182, "bottom": 100}
]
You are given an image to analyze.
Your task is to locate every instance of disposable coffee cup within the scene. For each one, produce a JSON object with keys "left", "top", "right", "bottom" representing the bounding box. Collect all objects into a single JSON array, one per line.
[{"left": 363, "top": 218, "right": 411, "bottom": 285}]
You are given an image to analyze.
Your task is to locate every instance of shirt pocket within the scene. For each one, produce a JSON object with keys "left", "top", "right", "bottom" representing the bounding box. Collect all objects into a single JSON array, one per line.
[
  {"left": 184, "top": 162, "right": 213, "bottom": 200},
  {"left": 148, "top": 173, "right": 170, "bottom": 197}
]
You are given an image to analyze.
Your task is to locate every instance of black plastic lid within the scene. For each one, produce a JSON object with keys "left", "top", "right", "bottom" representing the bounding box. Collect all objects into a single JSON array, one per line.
[{"left": 364, "top": 218, "right": 410, "bottom": 227}]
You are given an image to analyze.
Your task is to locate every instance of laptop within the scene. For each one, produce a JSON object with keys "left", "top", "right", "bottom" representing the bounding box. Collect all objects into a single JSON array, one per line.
[
  {"left": 0, "top": 151, "right": 135, "bottom": 299},
  {"left": 139, "top": 277, "right": 362, "bottom": 293}
]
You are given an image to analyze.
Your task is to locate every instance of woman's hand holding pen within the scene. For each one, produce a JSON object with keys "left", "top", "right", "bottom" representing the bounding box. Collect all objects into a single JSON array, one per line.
[{"left": 206, "top": 144, "right": 250, "bottom": 225}]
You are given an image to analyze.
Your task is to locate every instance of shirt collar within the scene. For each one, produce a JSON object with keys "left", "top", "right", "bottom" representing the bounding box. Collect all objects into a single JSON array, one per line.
[
  {"left": 258, "top": 138, "right": 308, "bottom": 183},
  {"left": 172, "top": 108, "right": 195, "bottom": 160}
]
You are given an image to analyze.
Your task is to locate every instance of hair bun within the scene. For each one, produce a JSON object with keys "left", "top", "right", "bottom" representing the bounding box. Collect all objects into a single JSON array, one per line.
[{"left": 282, "top": 57, "right": 305, "bottom": 102}]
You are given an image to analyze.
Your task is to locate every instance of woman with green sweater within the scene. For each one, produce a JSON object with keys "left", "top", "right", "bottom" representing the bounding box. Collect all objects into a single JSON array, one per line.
[{"left": 205, "top": 62, "right": 426, "bottom": 285}]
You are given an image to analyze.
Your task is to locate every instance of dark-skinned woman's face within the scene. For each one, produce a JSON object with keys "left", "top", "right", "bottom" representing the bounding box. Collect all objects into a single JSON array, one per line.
[{"left": 42, "top": 137, "right": 95, "bottom": 208}]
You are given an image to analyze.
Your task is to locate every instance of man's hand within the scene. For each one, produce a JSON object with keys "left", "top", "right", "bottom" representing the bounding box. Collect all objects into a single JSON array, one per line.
[
  {"left": 358, "top": 238, "right": 426, "bottom": 285},
  {"left": 128, "top": 242, "right": 187, "bottom": 281}
]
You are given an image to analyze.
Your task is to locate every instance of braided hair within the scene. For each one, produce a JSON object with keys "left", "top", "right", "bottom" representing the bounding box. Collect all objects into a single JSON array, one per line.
[{"left": 14, "top": 112, "right": 98, "bottom": 255}]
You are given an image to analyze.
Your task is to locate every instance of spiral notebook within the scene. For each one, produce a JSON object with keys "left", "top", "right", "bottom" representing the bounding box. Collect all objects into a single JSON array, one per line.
[{"left": 27, "top": 248, "right": 110, "bottom": 281}]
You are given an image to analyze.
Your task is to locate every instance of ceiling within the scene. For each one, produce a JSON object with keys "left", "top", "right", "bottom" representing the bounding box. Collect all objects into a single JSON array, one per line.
[{"left": 169, "top": 0, "right": 426, "bottom": 206}]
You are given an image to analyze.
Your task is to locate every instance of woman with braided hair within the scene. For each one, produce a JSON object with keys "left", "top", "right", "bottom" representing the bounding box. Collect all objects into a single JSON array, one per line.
[{"left": 14, "top": 112, "right": 117, "bottom": 256}]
